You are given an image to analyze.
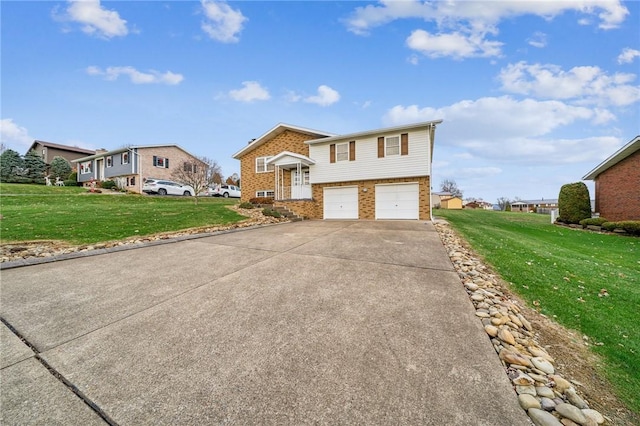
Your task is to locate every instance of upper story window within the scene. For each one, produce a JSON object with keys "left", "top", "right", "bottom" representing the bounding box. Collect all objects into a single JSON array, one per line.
[
  {"left": 80, "top": 161, "right": 92, "bottom": 174},
  {"left": 336, "top": 143, "right": 349, "bottom": 162},
  {"left": 122, "top": 152, "right": 129, "bottom": 164},
  {"left": 183, "top": 162, "right": 197, "bottom": 173},
  {"left": 385, "top": 136, "right": 400, "bottom": 156},
  {"left": 256, "top": 156, "right": 274, "bottom": 173},
  {"left": 106, "top": 156, "right": 113, "bottom": 167},
  {"left": 153, "top": 156, "right": 169, "bottom": 168}
]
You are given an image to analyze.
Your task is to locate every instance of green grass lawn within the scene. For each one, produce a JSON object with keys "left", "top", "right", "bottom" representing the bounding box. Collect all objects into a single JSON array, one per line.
[
  {"left": 0, "top": 183, "right": 246, "bottom": 244},
  {"left": 435, "top": 209, "right": 639, "bottom": 414}
]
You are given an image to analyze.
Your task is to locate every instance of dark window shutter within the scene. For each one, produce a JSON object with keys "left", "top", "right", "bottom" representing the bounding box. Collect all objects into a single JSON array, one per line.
[
  {"left": 153, "top": 156, "right": 157, "bottom": 166},
  {"left": 165, "top": 158, "right": 169, "bottom": 168},
  {"left": 183, "top": 162, "right": 188, "bottom": 172},
  {"left": 349, "top": 141, "right": 356, "bottom": 161},
  {"left": 378, "top": 137, "right": 385, "bottom": 158},
  {"left": 330, "top": 144, "right": 336, "bottom": 163},
  {"left": 401, "top": 133, "right": 409, "bottom": 156}
]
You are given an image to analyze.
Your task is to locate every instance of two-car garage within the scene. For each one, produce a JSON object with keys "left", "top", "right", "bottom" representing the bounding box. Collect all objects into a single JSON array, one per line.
[{"left": 323, "top": 183, "right": 420, "bottom": 220}]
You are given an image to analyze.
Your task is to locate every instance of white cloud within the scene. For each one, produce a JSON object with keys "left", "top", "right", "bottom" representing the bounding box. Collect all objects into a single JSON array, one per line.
[
  {"left": 201, "top": 0, "right": 247, "bottom": 43},
  {"left": 0, "top": 119, "right": 34, "bottom": 151},
  {"left": 229, "top": 81, "right": 270, "bottom": 102},
  {"left": 407, "top": 29, "right": 502, "bottom": 59},
  {"left": 498, "top": 61, "right": 640, "bottom": 106},
  {"left": 86, "top": 66, "right": 184, "bottom": 85},
  {"left": 527, "top": 31, "right": 547, "bottom": 48},
  {"left": 383, "top": 96, "right": 620, "bottom": 164},
  {"left": 304, "top": 85, "right": 341, "bottom": 107},
  {"left": 457, "top": 167, "right": 502, "bottom": 178},
  {"left": 345, "top": 0, "right": 628, "bottom": 59},
  {"left": 62, "top": 0, "right": 128, "bottom": 39},
  {"left": 618, "top": 48, "right": 640, "bottom": 64}
]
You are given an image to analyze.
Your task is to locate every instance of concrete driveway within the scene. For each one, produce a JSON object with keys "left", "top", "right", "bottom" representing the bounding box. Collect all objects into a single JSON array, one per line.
[{"left": 1, "top": 220, "right": 529, "bottom": 425}]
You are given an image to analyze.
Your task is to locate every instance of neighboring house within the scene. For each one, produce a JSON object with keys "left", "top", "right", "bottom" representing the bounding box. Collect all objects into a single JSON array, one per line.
[
  {"left": 511, "top": 199, "right": 559, "bottom": 213},
  {"left": 583, "top": 136, "right": 640, "bottom": 221},
  {"left": 27, "top": 140, "right": 96, "bottom": 169},
  {"left": 440, "top": 196, "right": 463, "bottom": 210},
  {"left": 233, "top": 121, "right": 442, "bottom": 220},
  {"left": 464, "top": 200, "right": 493, "bottom": 210},
  {"left": 431, "top": 191, "right": 452, "bottom": 208},
  {"left": 72, "top": 145, "right": 205, "bottom": 193}
]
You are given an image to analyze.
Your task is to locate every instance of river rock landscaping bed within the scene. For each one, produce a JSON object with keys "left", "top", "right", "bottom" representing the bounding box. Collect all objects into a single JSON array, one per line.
[
  {"left": 0, "top": 206, "right": 287, "bottom": 264},
  {"left": 434, "top": 220, "right": 639, "bottom": 425}
]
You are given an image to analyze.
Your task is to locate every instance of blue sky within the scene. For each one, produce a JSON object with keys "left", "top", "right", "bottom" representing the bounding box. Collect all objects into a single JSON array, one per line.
[{"left": 2, "top": 0, "right": 639, "bottom": 203}]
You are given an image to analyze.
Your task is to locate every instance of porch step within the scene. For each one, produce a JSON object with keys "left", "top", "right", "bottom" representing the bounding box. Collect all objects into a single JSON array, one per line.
[{"left": 272, "top": 205, "right": 303, "bottom": 221}]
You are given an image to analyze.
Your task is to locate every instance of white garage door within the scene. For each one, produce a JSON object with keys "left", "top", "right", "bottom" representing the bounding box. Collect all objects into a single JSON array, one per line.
[
  {"left": 323, "top": 186, "right": 358, "bottom": 219},
  {"left": 375, "top": 183, "right": 419, "bottom": 220}
]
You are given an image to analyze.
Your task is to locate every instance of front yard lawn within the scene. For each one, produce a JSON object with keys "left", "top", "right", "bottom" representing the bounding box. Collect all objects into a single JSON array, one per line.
[
  {"left": 436, "top": 209, "right": 639, "bottom": 414},
  {"left": 0, "top": 183, "right": 246, "bottom": 244}
]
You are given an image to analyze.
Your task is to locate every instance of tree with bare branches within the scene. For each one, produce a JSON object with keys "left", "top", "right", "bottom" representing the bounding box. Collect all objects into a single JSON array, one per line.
[{"left": 171, "top": 156, "right": 223, "bottom": 204}]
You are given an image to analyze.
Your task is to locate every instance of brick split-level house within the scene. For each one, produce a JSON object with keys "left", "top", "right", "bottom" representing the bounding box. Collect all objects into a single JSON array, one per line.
[
  {"left": 583, "top": 135, "right": 640, "bottom": 221},
  {"left": 233, "top": 121, "right": 442, "bottom": 220},
  {"left": 72, "top": 145, "right": 205, "bottom": 193}
]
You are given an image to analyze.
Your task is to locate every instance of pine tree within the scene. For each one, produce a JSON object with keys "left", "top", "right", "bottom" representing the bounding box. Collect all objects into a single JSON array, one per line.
[
  {"left": 0, "top": 149, "right": 24, "bottom": 182},
  {"left": 50, "top": 156, "right": 72, "bottom": 180},
  {"left": 23, "top": 149, "right": 47, "bottom": 182}
]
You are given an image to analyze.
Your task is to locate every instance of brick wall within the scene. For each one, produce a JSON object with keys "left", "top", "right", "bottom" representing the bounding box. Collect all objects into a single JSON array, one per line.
[
  {"left": 274, "top": 200, "right": 319, "bottom": 219},
  {"left": 239, "top": 130, "right": 313, "bottom": 202},
  {"left": 595, "top": 150, "right": 640, "bottom": 221}
]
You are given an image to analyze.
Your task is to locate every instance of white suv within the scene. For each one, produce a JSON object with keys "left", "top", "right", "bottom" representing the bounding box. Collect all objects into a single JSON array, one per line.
[
  {"left": 142, "top": 179, "right": 194, "bottom": 196},
  {"left": 209, "top": 184, "right": 241, "bottom": 198}
]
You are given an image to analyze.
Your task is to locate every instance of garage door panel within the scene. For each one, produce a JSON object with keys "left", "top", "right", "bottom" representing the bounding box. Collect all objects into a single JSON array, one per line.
[
  {"left": 375, "top": 183, "right": 419, "bottom": 220},
  {"left": 324, "top": 187, "right": 358, "bottom": 219}
]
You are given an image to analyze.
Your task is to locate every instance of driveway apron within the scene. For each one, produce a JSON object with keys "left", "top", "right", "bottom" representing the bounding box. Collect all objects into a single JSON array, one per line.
[{"left": 0, "top": 220, "right": 529, "bottom": 425}]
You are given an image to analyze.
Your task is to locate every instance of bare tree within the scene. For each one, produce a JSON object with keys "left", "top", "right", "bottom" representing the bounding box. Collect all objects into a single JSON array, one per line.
[
  {"left": 171, "top": 156, "right": 222, "bottom": 204},
  {"left": 496, "top": 197, "right": 511, "bottom": 211},
  {"left": 440, "top": 179, "right": 463, "bottom": 198}
]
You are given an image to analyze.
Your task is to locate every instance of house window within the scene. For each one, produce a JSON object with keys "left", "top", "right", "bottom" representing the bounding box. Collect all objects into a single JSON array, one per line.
[
  {"left": 386, "top": 136, "right": 400, "bottom": 156},
  {"left": 336, "top": 143, "right": 349, "bottom": 162},
  {"left": 153, "top": 156, "right": 169, "bottom": 168},
  {"left": 106, "top": 156, "right": 113, "bottom": 167},
  {"left": 122, "top": 152, "right": 129, "bottom": 164},
  {"left": 256, "top": 190, "right": 275, "bottom": 197},
  {"left": 256, "top": 156, "right": 274, "bottom": 173},
  {"left": 80, "top": 161, "right": 92, "bottom": 174},
  {"left": 127, "top": 176, "right": 136, "bottom": 186},
  {"left": 183, "top": 162, "right": 197, "bottom": 173}
]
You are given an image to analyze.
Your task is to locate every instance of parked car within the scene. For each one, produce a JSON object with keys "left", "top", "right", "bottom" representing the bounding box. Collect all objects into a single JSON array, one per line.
[
  {"left": 208, "top": 184, "right": 241, "bottom": 198},
  {"left": 142, "top": 179, "right": 194, "bottom": 196}
]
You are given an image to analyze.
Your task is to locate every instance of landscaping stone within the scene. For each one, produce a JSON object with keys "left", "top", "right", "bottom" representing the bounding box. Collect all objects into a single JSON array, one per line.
[{"left": 434, "top": 221, "right": 601, "bottom": 426}]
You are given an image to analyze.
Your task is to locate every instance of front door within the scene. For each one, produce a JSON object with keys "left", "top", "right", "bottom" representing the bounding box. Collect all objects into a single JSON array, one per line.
[{"left": 291, "top": 169, "right": 311, "bottom": 199}]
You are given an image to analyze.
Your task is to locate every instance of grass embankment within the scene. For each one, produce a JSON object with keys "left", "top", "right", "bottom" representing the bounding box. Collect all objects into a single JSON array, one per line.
[
  {"left": 436, "top": 209, "right": 639, "bottom": 414},
  {"left": 0, "top": 183, "right": 245, "bottom": 244}
]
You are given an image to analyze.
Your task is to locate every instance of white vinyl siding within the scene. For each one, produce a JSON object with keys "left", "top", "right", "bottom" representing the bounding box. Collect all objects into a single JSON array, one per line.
[{"left": 309, "top": 128, "right": 430, "bottom": 184}]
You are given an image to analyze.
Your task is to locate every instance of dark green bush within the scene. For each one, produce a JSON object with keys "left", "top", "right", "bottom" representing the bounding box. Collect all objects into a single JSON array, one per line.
[
  {"left": 558, "top": 182, "right": 592, "bottom": 224},
  {"left": 250, "top": 197, "right": 274, "bottom": 205},
  {"left": 602, "top": 221, "right": 640, "bottom": 235},
  {"left": 580, "top": 217, "right": 608, "bottom": 227},
  {"left": 238, "top": 202, "right": 254, "bottom": 209},
  {"left": 100, "top": 180, "right": 117, "bottom": 190},
  {"left": 262, "top": 208, "right": 281, "bottom": 218},
  {"left": 64, "top": 180, "right": 80, "bottom": 186}
]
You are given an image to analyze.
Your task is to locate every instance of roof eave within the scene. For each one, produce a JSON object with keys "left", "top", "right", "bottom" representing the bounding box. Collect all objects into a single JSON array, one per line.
[
  {"left": 582, "top": 135, "right": 640, "bottom": 180},
  {"left": 305, "top": 120, "right": 443, "bottom": 145}
]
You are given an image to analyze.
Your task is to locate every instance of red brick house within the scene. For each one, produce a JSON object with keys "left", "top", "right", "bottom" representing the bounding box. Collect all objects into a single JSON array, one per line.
[
  {"left": 233, "top": 121, "right": 442, "bottom": 220},
  {"left": 583, "top": 136, "right": 640, "bottom": 221}
]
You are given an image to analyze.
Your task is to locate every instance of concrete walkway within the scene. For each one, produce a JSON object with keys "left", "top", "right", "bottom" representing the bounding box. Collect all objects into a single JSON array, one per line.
[{"left": 1, "top": 221, "right": 529, "bottom": 425}]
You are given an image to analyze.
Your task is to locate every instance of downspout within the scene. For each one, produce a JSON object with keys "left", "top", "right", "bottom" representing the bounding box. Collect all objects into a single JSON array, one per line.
[{"left": 429, "top": 123, "right": 436, "bottom": 222}]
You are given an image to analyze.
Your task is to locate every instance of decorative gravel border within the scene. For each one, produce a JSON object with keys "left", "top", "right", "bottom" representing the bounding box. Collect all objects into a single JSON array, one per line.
[{"left": 434, "top": 220, "right": 608, "bottom": 426}]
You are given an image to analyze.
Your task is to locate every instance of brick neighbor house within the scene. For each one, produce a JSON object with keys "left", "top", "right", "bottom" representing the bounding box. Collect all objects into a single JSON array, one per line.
[
  {"left": 233, "top": 121, "right": 442, "bottom": 220},
  {"left": 72, "top": 145, "right": 205, "bottom": 193},
  {"left": 582, "top": 135, "right": 640, "bottom": 221}
]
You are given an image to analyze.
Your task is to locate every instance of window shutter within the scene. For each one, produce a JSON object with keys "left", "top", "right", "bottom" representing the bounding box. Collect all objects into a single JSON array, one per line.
[
  {"left": 330, "top": 144, "right": 336, "bottom": 163},
  {"left": 349, "top": 141, "right": 356, "bottom": 161},
  {"left": 401, "top": 133, "right": 409, "bottom": 156},
  {"left": 378, "top": 137, "right": 385, "bottom": 158},
  {"left": 153, "top": 156, "right": 157, "bottom": 166},
  {"left": 165, "top": 159, "right": 169, "bottom": 168}
]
